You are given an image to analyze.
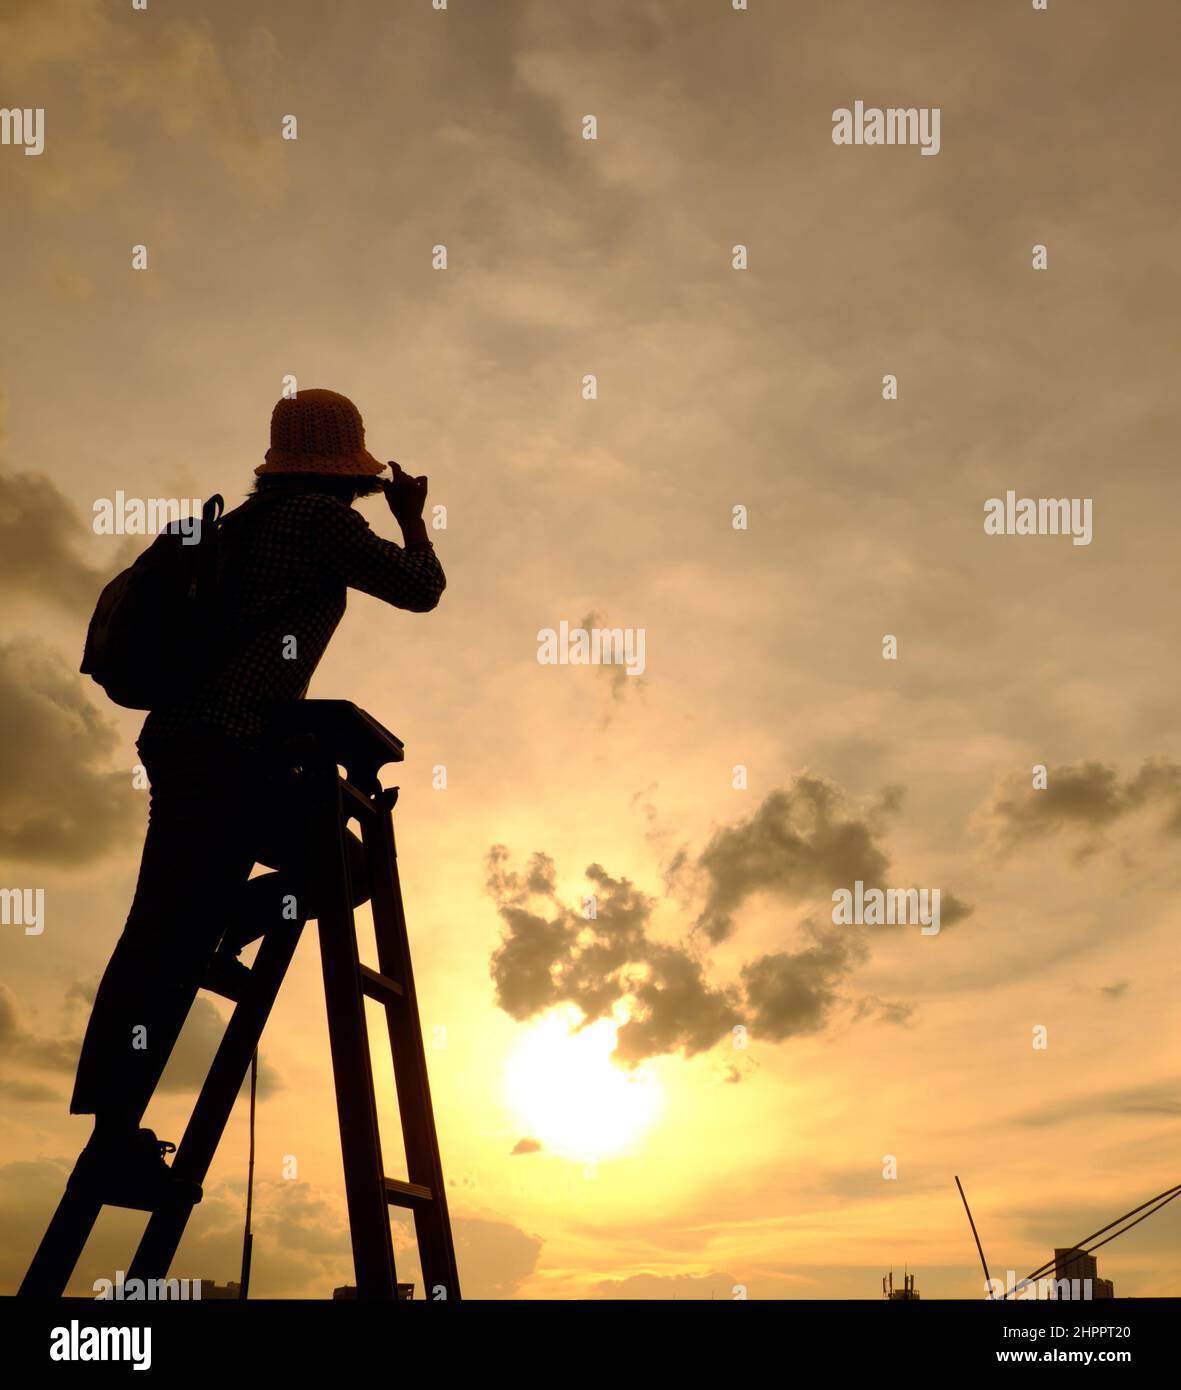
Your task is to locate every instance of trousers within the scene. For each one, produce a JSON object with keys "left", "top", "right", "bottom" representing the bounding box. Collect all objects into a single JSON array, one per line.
[{"left": 70, "top": 726, "right": 369, "bottom": 1119}]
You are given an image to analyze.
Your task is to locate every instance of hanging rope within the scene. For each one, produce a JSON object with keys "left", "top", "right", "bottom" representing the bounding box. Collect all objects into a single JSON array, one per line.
[{"left": 239, "top": 1049, "right": 258, "bottom": 1299}]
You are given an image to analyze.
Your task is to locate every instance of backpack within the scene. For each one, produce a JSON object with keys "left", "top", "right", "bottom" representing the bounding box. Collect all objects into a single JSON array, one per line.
[{"left": 80, "top": 490, "right": 285, "bottom": 710}]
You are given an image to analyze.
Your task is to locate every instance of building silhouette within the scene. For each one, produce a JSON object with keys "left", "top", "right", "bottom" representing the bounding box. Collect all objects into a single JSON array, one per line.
[
  {"left": 197, "top": 1281, "right": 241, "bottom": 1300},
  {"left": 1053, "top": 1248, "right": 1114, "bottom": 1299}
]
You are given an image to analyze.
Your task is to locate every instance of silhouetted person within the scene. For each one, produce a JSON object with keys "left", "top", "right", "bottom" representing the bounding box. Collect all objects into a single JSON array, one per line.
[{"left": 70, "top": 389, "right": 445, "bottom": 1206}]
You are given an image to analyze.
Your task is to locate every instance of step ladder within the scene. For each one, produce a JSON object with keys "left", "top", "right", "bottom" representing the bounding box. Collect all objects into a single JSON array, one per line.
[{"left": 20, "top": 700, "right": 461, "bottom": 1301}]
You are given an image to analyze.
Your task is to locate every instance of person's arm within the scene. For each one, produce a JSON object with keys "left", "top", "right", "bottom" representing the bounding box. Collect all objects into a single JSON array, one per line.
[
  {"left": 397, "top": 513, "right": 431, "bottom": 548},
  {"left": 321, "top": 465, "right": 446, "bottom": 612}
]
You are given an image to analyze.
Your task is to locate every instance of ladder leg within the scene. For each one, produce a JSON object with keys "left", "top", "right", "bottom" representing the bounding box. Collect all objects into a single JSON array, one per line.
[
  {"left": 128, "top": 920, "right": 305, "bottom": 1282},
  {"left": 366, "top": 798, "right": 462, "bottom": 1301},
  {"left": 311, "top": 766, "right": 398, "bottom": 1299},
  {"left": 18, "top": 1184, "right": 104, "bottom": 1297}
]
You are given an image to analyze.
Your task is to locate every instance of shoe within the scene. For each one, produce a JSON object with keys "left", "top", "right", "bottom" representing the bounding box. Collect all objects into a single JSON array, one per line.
[{"left": 69, "top": 1126, "right": 203, "bottom": 1211}]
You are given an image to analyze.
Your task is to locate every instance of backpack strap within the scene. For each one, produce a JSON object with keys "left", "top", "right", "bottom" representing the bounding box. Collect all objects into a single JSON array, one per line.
[
  {"left": 209, "top": 488, "right": 310, "bottom": 661},
  {"left": 192, "top": 494, "right": 225, "bottom": 604}
]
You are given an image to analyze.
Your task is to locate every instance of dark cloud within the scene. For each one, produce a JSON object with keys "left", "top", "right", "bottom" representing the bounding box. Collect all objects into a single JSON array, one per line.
[
  {"left": 578, "top": 609, "right": 645, "bottom": 712},
  {"left": 851, "top": 993, "right": 916, "bottom": 1027},
  {"left": 740, "top": 922, "right": 869, "bottom": 1042},
  {"left": 0, "top": 468, "right": 133, "bottom": 616},
  {"left": 614, "top": 939, "right": 745, "bottom": 1065},
  {"left": 691, "top": 779, "right": 895, "bottom": 944},
  {"left": 0, "top": 983, "right": 280, "bottom": 1104},
  {"left": 985, "top": 759, "right": 1181, "bottom": 860},
  {"left": 0, "top": 636, "right": 140, "bottom": 864},
  {"left": 939, "top": 892, "right": 975, "bottom": 929},
  {"left": 0, "top": 408, "right": 142, "bottom": 867},
  {"left": 488, "top": 850, "right": 743, "bottom": 1063},
  {"left": 65, "top": 979, "right": 97, "bottom": 1010},
  {"left": 1123, "top": 760, "right": 1181, "bottom": 834},
  {"left": 486, "top": 777, "right": 965, "bottom": 1063},
  {"left": 1100, "top": 980, "right": 1129, "bottom": 1000}
]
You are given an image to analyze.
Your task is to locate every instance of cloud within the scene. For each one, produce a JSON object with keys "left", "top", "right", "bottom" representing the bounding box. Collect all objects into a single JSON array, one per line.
[
  {"left": 0, "top": 468, "right": 134, "bottom": 616},
  {"left": 0, "top": 0, "right": 106, "bottom": 71},
  {"left": 740, "top": 922, "right": 870, "bottom": 1041},
  {"left": 4, "top": 1159, "right": 545, "bottom": 1299},
  {"left": 511, "top": 1137, "right": 542, "bottom": 1155},
  {"left": 449, "top": 1215, "right": 543, "bottom": 1300},
  {"left": 0, "top": 1078, "right": 59, "bottom": 1103},
  {"left": 851, "top": 993, "right": 916, "bottom": 1027},
  {"left": 1012, "top": 1080, "right": 1181, "bottom": 1128},
  {"left": 0, "top": 4, "right": 287, "bottom": 208},
  {"left": 612, "top": 938, "right": 745, "bottom": 1065},
  {"left": 486, "top": 778, "right": 965, "bottom": 1064},
  {"left": 0, "top": 637, "right": 140, "bottom": 864},
  {"left": 487, "top": 848, "right": 744, "bottom": 1065},
  {"left": 589, "top": 1269, "right": 746, "bottom": 1300},
  {"left": 0, "top": 981, "right": 81, "bottom": 1078},
  {"left": 1011, "top": 1193, "right": 1181, "bottom": 1269},
  {"left": 690, "top": 779, "right": 895, "bottom": 944},
  {"left": 983, "top": 759, "right": 1181, "bottom": 861},
  {"left": 0, "top": 982, "right": 280, "bottom": 1107},
  {"left": 0, "top": 393, "right": 138, "bottom": 608},
  {"left": 257, "top": 1180, "right": 353, "bottom": 1260},
  {"left": 578, "top": 609, "right": 645, "bottom": 717},
  {"left": 0, "top": 1158, "right": 76, "bottom": 1291},
  {"left": 156, "top": 995, "right": 282, "bottom": 1101},
  {"left": 0, "top": 1162, "right": 354, "bottom": 1297},
  {"left": 0, "top": 417, "right": 142, "bottom": 872},
  {"left": 938, "top": 892, "right": 975, "bottom": 929}
]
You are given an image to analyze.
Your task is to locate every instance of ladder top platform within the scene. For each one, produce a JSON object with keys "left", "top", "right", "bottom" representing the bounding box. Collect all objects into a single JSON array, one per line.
[{"left": 266, "top": 700, "right": 405, "bottom": 787}]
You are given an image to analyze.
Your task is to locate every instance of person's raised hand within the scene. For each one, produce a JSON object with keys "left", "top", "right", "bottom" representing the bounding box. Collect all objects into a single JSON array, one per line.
[{"left": 382, "top": 462, "right": 428, "bottom": 524}]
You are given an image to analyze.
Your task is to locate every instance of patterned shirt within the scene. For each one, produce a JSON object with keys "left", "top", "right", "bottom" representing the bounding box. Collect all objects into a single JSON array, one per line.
[{"left": 137, "top": 489, "right": 445, "bottom": 750}]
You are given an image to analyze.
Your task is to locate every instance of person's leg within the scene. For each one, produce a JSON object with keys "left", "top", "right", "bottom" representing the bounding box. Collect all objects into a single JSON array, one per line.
[
  {"left": 231, "top": 833, "right": 370, "bottom": 934},
  {"left": 70, "top": 734, "right": 258, "bottom": 1128},
  {"left": 220, "top": 759, "right": 371, "bottom": 953}
]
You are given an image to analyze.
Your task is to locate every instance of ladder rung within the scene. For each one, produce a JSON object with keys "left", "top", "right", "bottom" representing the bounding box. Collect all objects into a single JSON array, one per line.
[
  {"left": 359, "top": 964, "right": 405, "bottom": 1003},
  {"left": 200, "top": 960, "right": 253, "bottom": 1003},
  {"left": 384, "top": 1177, "right": 433, "bottom": 1209}
]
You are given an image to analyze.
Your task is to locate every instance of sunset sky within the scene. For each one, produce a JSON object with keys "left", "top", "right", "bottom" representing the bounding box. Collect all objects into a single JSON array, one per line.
[{"left": 2, "top": 0, "right": 1179, "bottom": 1299}]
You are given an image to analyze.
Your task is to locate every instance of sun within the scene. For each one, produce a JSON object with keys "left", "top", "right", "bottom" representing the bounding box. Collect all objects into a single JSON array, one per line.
[{"left": 503, "top": 1009, "right": 665, "bottom": 1163}]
